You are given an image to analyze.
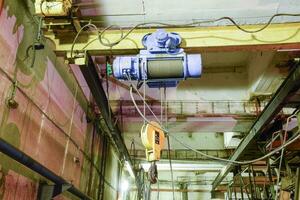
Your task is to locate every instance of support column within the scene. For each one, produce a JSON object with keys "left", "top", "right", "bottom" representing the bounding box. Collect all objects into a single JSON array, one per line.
[
  {"left": 179, "top": 183, "right": 188, "bottom": 200},
  {"left": 295, "top": 168, "right": 300, "bottom": 200}
]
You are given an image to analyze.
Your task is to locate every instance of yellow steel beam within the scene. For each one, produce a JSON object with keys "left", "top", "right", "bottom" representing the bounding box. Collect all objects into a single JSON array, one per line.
[{"left": 45, "top": 22, "right": 300, "bottom": 55}]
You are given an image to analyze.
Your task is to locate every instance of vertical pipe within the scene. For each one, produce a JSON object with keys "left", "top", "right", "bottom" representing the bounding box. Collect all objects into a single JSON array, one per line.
[
  {"left": 239, "top": 174, "right": 250, "bottom": 199},
  {"left": 87, "top": 125, "right": 96, "bottom": 195},
  {"left": 295, "top": 168, "right": 300, "bottom": 200},
  {"left": 239, "top": 176, "right": 244, "bottom": 200},
  {"left": 228, "top": 182, "right": 232, "bottom": 200},
  {"left": 266, "top": 159, "right": 273, "bottom": 199},
  {"left": 100, "top": 136, "right": 108, "bottom": 200},
  {"left": 251, "top": 165, "right": 257, "bottom": 199},
  {"left": 180, "top": 183, "right": 188, "bottom": 200},
  {"left": 234, "top": 185, "right": 237, "bottom": 200},
  {"left": 248, "top": 165, "right": 254, "bottom": 199}
]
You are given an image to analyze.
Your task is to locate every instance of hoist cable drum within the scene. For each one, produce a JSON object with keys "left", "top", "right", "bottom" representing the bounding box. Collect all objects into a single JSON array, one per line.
[{"left": 147, "top": 59, "right": 184, "bottom": 79}]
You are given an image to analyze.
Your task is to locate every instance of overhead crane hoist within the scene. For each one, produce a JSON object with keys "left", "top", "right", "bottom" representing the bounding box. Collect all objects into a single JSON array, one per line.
[
  {"left": 113, "top": 29, "right": 202, "bottom": 183},
  {"left": 113, "top": 29, "right": 202, "bottom": 88}
]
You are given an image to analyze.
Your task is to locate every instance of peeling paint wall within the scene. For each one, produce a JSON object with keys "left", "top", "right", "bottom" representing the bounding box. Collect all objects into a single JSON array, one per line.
[{"left": 0, "top": 0, "right": 120, "bottom": 199}]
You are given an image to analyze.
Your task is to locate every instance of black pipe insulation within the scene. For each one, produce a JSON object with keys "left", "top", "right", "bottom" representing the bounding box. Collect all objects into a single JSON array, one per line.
[{"left": 0, "top": 138, "right": 92, "bottom": 200}]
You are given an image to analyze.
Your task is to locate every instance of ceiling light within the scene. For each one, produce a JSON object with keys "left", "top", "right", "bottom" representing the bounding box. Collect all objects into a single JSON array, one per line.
[
  {"left": 120, "top": 179, "right": 129, "bottom": 192},
  {"left": 125, "top": 160, "right": 135, "bottom": 178}
]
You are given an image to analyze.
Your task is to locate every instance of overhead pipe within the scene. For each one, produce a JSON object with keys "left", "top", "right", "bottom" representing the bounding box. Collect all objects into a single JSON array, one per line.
[{"left": 0, "top": 138, "right": 92, "bottom": 200}]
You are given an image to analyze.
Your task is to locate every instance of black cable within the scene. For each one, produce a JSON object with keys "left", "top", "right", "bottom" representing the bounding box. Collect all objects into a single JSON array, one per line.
[
  {"left": 74, "top": 13, "right": 300, "bottom": 53},
  {"left": 130, "top": 139, "right": 136, "bottom": 167},
  {"left": 189, "top": 13, "right": 300, "bottom": 33},
  {"left": 96, "top": 13, "right": 300, "bottom": 48}
]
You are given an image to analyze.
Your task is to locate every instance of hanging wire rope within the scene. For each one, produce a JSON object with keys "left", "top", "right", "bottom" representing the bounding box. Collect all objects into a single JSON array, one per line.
[{"left": 127, "top": 80, "right": 300, "bottom": 165}]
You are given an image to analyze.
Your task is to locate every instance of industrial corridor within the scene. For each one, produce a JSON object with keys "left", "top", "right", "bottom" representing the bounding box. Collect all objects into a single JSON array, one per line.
[{"left": 1, "top": 0, "right": 300, "bottom": 199}]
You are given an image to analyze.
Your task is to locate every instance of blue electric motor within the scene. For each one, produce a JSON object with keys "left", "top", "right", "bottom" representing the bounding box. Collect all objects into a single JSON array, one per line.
[{"left": 113, "top": 29, "right": 202, "bottom": 88}]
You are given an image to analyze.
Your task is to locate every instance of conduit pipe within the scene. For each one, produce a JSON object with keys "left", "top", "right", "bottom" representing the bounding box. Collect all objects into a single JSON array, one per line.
[{"left": 0, "top": 138, "right": 92, "bottom": 200}]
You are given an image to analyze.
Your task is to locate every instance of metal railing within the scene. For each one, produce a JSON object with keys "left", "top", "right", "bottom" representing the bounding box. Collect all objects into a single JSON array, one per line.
[{"left": 110, "top": 100, "right": 267, "bottom": 117}]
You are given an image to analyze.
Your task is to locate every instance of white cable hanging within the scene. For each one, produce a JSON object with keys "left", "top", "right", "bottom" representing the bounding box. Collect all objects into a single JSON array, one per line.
[{"left": 128, "top": 82, "right": 300, "bottom": 165}]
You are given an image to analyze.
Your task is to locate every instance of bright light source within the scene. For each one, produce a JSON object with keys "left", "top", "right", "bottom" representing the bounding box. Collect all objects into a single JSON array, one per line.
[
  {"left": 125, "top": 161, "right": 135, "bottom": 178},
  {"left": 141, "top": 162, "right": 225, "bottom": 171},
  {"left": 121, "top": 179, "right": 129, "bottom": 192}
]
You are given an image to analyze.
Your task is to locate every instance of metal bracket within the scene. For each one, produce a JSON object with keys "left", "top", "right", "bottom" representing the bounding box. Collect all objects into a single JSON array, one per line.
[
  {"left": 66, "top": 50, "right": 87, "bottom": 65},
  {"left": 37, "top": 182, "right": 72, "bottom": 200}
]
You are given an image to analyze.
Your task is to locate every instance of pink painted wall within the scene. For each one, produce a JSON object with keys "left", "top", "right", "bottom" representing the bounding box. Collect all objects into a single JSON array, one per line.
[{"left": 0, "top": 1, "right": 118, "bottom": 199}]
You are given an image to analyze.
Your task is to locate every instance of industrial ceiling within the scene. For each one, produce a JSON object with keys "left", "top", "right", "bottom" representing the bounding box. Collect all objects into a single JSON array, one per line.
[
  {"left": 23, "top": 0, "right": 300, "bottom": 198},
  {"left": 76, "top": 0, "right": 300, "bottom": 27}
]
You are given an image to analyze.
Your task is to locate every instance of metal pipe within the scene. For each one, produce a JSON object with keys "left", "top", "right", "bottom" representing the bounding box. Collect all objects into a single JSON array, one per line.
[
  {"left": 295, "top": 168, "right": 300, "bottom": 200},
  {"left": 239, "top": 176, "right": 244, "bottom": 200},
  {"left": 248, "top": 165, "right": 254, "bottom": 199},
  {"left": 0, "top": 138, "right": 92, "bottom": 200},
  {"left": 251, "top": 164, "right": 257, "bottom": 199},
  {"left": 180, "top": 183, "right": 188, "bottom": 200}
]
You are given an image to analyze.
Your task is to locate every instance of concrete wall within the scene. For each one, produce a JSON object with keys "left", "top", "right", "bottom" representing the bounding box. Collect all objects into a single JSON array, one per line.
[{"left": 0, "top": 1, "right": 120, "bottom": 199}]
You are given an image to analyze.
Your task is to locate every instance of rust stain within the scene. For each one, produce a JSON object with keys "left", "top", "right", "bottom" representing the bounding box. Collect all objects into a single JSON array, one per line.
[
  {"left": 0, "top": 0, "right": 3, "bottom": 15},
  {"left": 0, "top": 1, "right": 119, "bottom": 199}
]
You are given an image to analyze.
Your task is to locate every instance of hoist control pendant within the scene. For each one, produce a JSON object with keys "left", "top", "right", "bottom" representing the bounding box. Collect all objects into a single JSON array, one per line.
[
  {"left": 113, "top": 29, "right": 202, "bottom": 88},
  {"left": 141, "top": 122, "right": 165, "bottom": 162}
]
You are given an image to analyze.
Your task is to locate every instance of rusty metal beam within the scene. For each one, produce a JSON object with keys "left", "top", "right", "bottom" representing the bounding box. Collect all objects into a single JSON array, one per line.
[{"left": 212, "top": 62, "right": 300, "bottom": 190}]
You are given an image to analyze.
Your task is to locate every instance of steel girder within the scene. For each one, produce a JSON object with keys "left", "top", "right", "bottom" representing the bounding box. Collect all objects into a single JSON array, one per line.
[
  {"left": 212, "top": 62, "right": 300, "bottom": 190},
  {"left": 79, "top": 54, "right": 142, "bottom": 193}
]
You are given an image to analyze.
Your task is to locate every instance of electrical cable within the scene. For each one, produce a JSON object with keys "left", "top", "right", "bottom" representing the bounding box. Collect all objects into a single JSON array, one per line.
[
  {"left": 73, "top": 13, "right": 300, "bottom": 51},
  {"left": 97, "top": 14, "right": 295, "bottom": 47},
  {"left": 70, "top": 22, "right": 100, "bottom": 58},
  {"left": 29, "top": 45, "right": 36, "bottom": 68},
  {"left": 143, "top": 74, "right": 146, "bottom": 126},
  {"left": 130, "top": 139, "right": 136, "bottom": 167},
  {"left": 129, "top": 84, "right": 300, "bottom": 165},
  {"left": 125, "top": 74, "right": 161, "bottom": 124},
  {"left": 23, "top": 16, "right": 45, "bottom": 69},
  {"left": 188, "top": 14, "right": 300, "bottom": 33}
]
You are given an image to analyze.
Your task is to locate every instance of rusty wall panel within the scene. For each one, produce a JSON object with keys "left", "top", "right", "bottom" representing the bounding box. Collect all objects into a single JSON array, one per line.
[
  {"left": 0, "top": 1, "right": 121, "bottom": 199},
  {"left": 1, "top": 171, "right": 37, "bottom": 200}
]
